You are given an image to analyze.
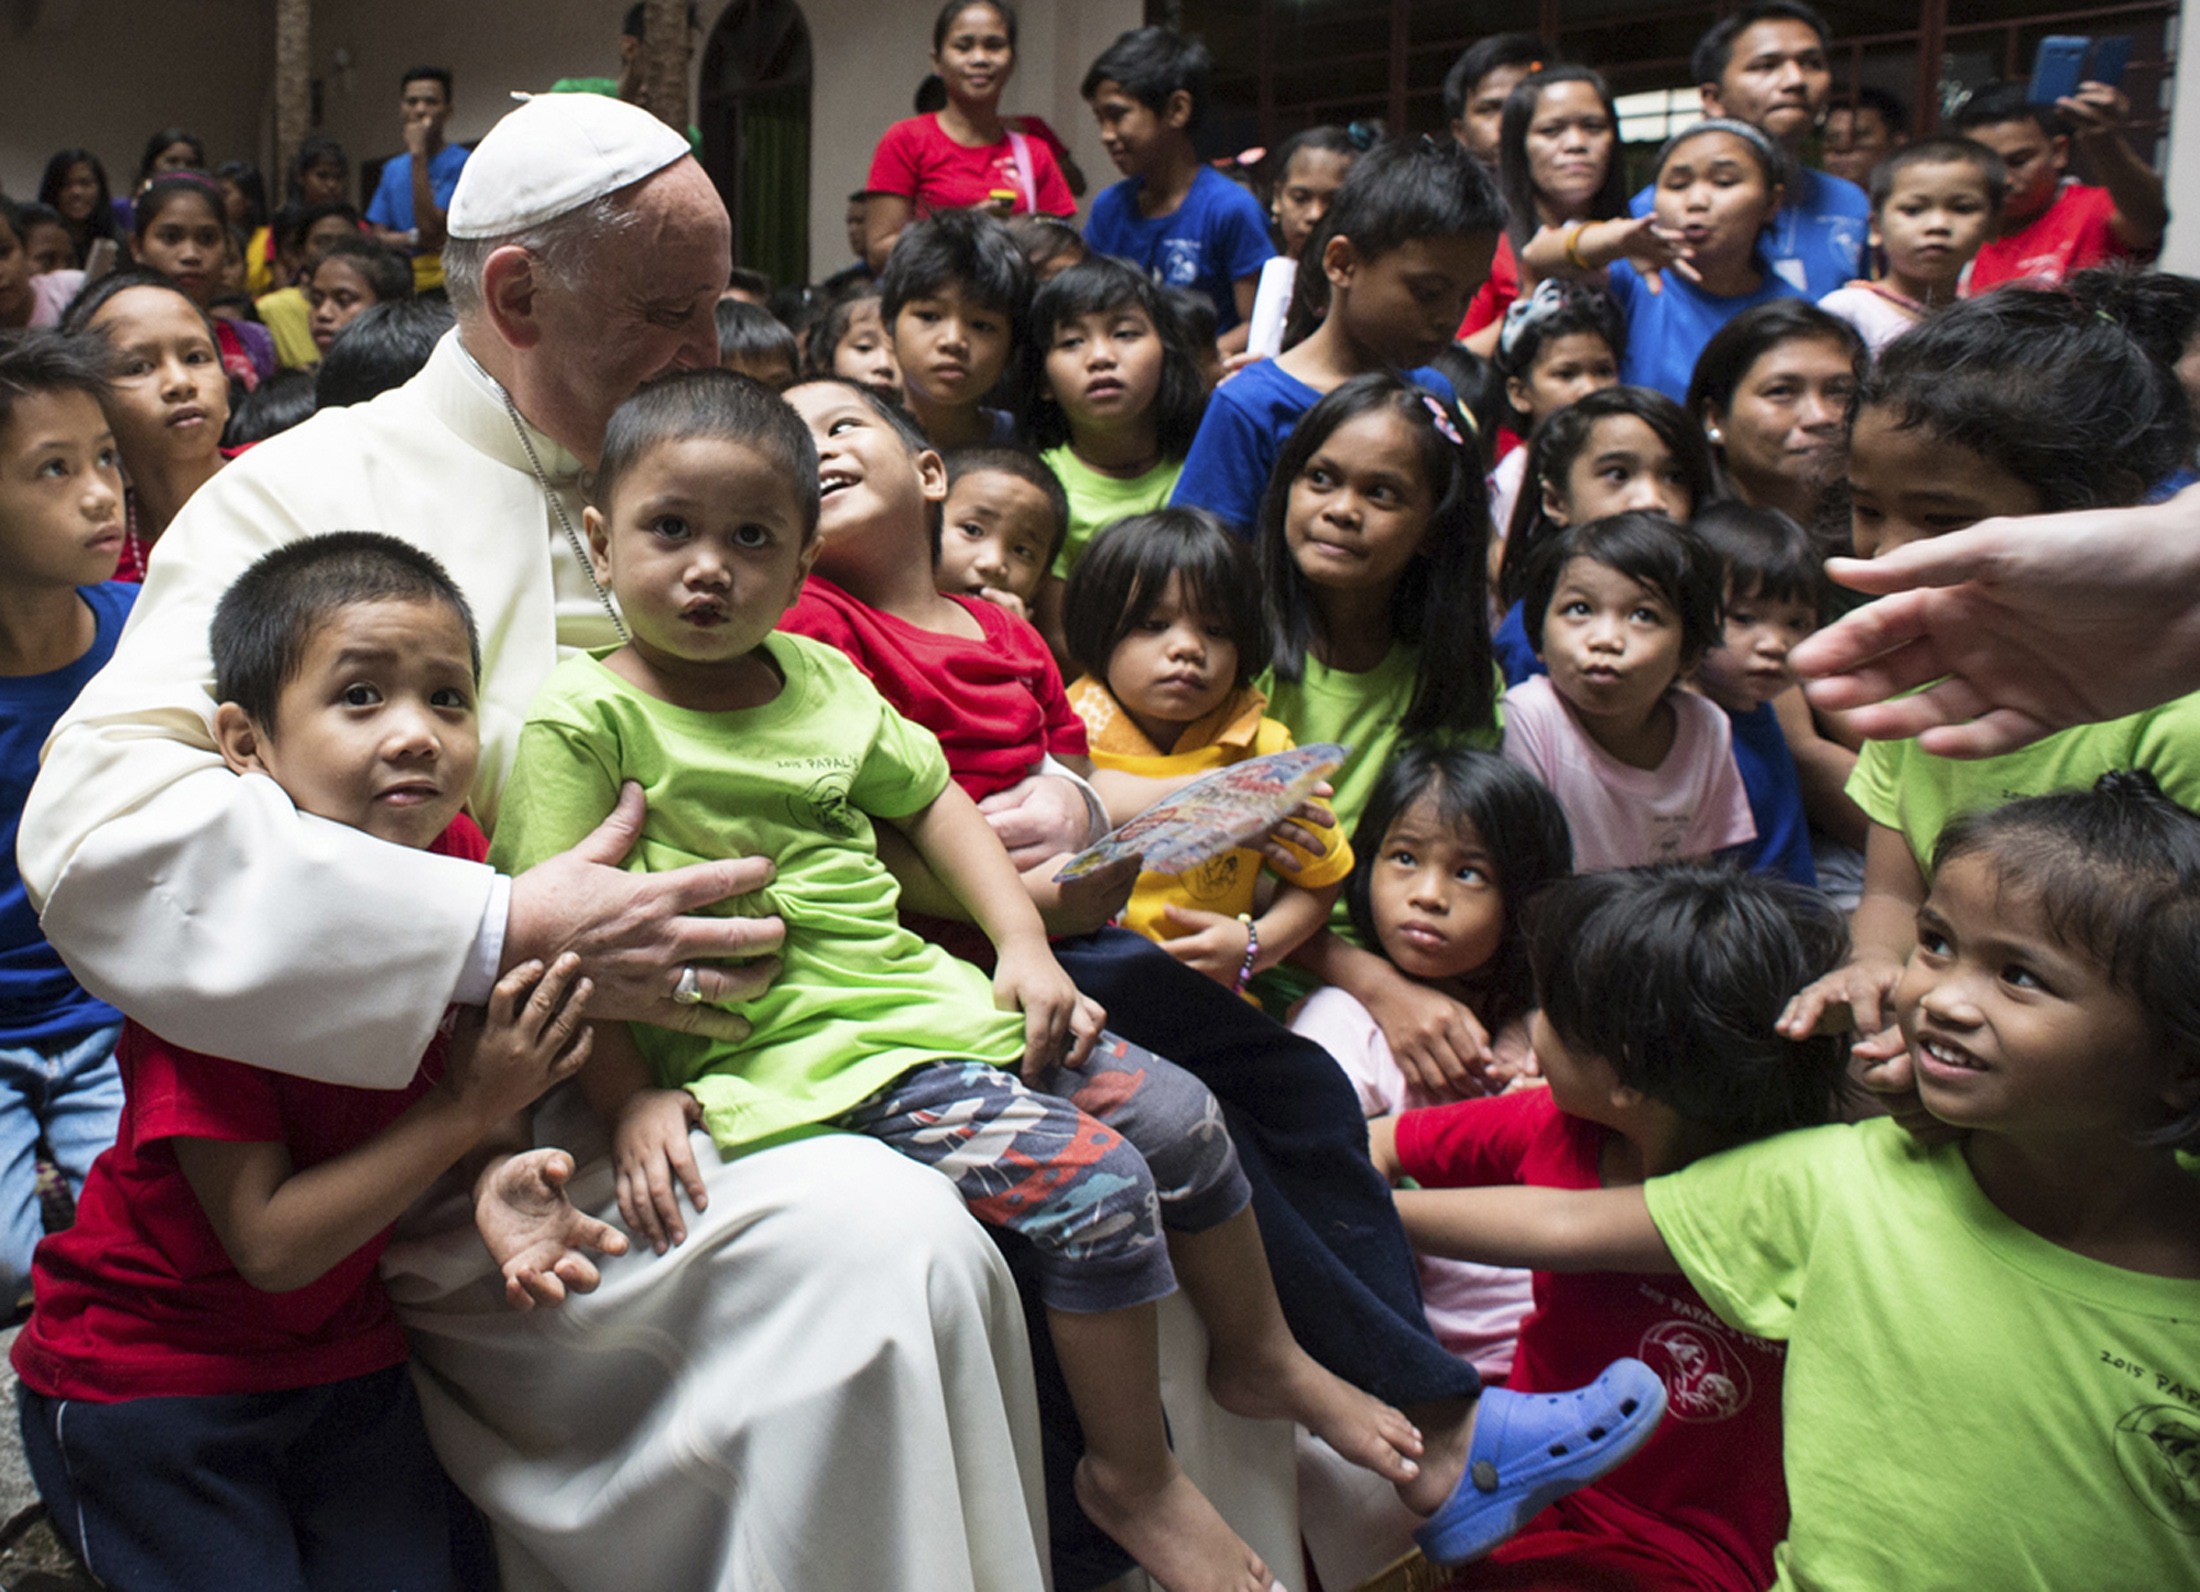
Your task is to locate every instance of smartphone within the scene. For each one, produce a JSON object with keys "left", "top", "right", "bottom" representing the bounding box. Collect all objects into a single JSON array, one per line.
[
  {"left": 82, "top": 238, "right": 118, "bottom": 282},
  {"left": 2028, "top": 35, "right": 2089, "bottom": 105},
  {"left": 2088, "top": 35, "right": 2134, "bottom": 92}
]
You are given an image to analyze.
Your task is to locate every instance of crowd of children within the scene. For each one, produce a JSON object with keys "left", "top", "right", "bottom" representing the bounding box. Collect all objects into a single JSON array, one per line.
[{"left": 5, "top": 0, "right": 2200, "bottom": 1589}]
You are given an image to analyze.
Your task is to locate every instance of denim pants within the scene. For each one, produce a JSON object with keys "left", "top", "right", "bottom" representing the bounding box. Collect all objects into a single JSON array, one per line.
[{"left": 0, "top": 1022, "right": 123, "bottom": 1301}]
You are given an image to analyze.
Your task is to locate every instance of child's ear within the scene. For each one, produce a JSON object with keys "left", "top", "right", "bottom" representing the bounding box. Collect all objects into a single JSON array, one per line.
[
  {"left": 1609, "top": 1080, "right": 1647, "bottom": 1113},
  {"left": 1321, "top": 233, "right": 1360, "bottom": 292},
  {"left": 1539, "top": 474, "right": 1571, "bottom": 527},
  {"left": 581, "top": 504, "right": 616, "bottom": 586},
  {"left": 212, "top": 702, "right": 270, "bottom": 777},
  {"left": 914, "top": 447, "right": 949, "bottom": 504},
  {"left": 1164, "top": 89, "right": 1194, "bottom": 131},
  {"left": 1504, "top": 374, "right": 1534, "bottom": 418}
]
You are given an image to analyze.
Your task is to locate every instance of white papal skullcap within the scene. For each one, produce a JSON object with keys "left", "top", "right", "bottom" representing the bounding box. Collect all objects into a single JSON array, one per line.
[{"left": 447, "top": 92, "right": 691, "bottom": 239}]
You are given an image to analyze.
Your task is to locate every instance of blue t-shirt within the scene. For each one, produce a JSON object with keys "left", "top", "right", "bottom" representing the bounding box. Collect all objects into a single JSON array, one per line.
[
  {"left": 1604, "top": 257, "right": 1806, "bottom": 403},
  {"left": 1724, "top": 697, "right": 1816, "bottom": 887},
  {"left": 363, "top": 142, "right": 471, "bottom": 234},
  {"left": 2, "top": 583, "right": 135, "bottom": 1046},
  {"left": 1492, "top": 599, "right": 1546, "bottom": 688},
  {"left": 1170, "top": 359, "right": 1456, "bottom": 537},
  {"left": 1630, "top": 165, "right": 1868, "bottom": 299},
  {"left": 1084, "top": 166, "right": 1275, "bottom": 333}
]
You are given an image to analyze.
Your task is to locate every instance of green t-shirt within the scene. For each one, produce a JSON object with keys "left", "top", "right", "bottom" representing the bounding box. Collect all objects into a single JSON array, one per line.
[
  {"left": 1646, "top": 1119, "right": 2200, "bottom": 1591},
  {"left": 1041, "top": 445, "right": 1185, "bottom": 581},
  {"left": 1848, "top": 691, "right": 2200, "bottom": 871},
  {"left": 492, "top": 634, "right": 1025, "bottom": 1151}
]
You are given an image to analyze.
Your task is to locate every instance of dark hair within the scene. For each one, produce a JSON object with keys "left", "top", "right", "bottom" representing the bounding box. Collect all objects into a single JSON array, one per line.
[
  {"left": 213, "top": 162, "right": 269, "bottom": 233},
  {"left": 284, "top": 137, "right": 350, "bottom": 209},
  {"left": 1857, "top": 283, "right": 2193, "bottom": 513},
  {"left": 1023, "top": 256, "right": 1205, "bottom": 457},
  {"left": 1323, "top": 135, "right": 1505, "bottom": 267},
  {"left": 1690, "top": 499, "right": 1823, "bottom": 610},
  {"left": 1493, "top": 278, "right": 1627, "bottom": 417},
  {"left": 793, "top": 374, "right": 936, "bottom": 458},
  {"left": 59, "top": 267, "right": 219, "bottom": 343},
  {"left": 401, "top": 65, "right": 453, "bottom": 96},
  {"left": 1518, "top": 510, "right": 1724, "bottom": 667},
  {"left": 1441, "top": 35, "right": 1550, "bottom": 123},
  {"left": 880, "top": 209, "right": 1030, "bottom": 333},
  {"left": 2069, "top": 265, "right": 2200, "bottom": 392},
  {"left": 37, "top": 150, "right": 120, "bottom": 255},
  {"left": 1259, "top": 372, "right": 1497, "bottom": 741},
  {"left": 279, "top": 201, "right": 364, "bottom": 254},
  {"left": 1936, "top": 770, "right": 2200, "bottom": 1151},
  {"left": 1081, "top": 26, "right": 1211, "bottom": 129},
  {"left": 1064, "top": 508, "right": 1264, "bottom": 690},
  {"left": 1836, "top": 84, "right": 1909, "bottom": 138},
  {"left": 1162, "top": 286, "right": 1218, "bottom": 353},
  {"left": 1004, "top": 214, "right": 1087, "bottom": 277},
  {"left": 1347, "top": 744, "right": 1571, "bottom": 1036},
  {"left": 1653, "top": 118, "right": 1788, "bottom": 195},
  {"left": 223, "top": 368, "right": 319, "bottom": 447},
  {"left": 1686, "top": 299, "right": 1863, "bottom": 427},
  {"left": 590, "top": 369, "right": 821, "bottom": 541},
  {"left": 914, "top": 73, "right": 949, "bottom": 116},
  {"left": 131, "top": 173, "right": 226, "bottom": 240},
  {"left": 314, "top": 296, "right": 455, "bottom": 408},
  {"left": 13, "top": 202, "right": 65, "bottom": 244},
  {"left": 1691, "top": 1, "right": 1831, "bottom": 89},
  {"left": 803, "top": 286, "right": 885, "bottom": 376},
  {"left": 1530, "top": 864, "right": 1850, "bottom": 1141},
  {"left": 1869, "top": 135, "right": 2006, "bottom": 214},
  {"left": 1500, "top": 386, "right": 1716, "bottom": 605},
  {"left": 0, "top": 329, "right": 111, "bottom": 436},
  {"left": 315, "top": 236, "right": 414, "bottom": 304},
  {"left": 725, "top": 265, "right": 773, "bottom": 301},
  {"left": 944, "top": 446, "right": 1070, "bottom": 567},
  {"left": 137, "top": 128, "right": 206, "bottom": 184},
  {"left": 1952, "top": 79, "right": 2061, "bottom": 141},
  {"left": 1269, "top": 125, "right": 1367, "bottom": 193},
  {"left": 933, "top": 0, "right": 1015, "bottom": 52},
  {"left": 213, "top": 531, "right": 481, "bottom": 728},
  {"left": 1423, "top": 344, "right": 1504, "bottom": 463},
  {"left": 714, "top": 298, "right": 800, "bottom": 375},
  {"left": 0, "top": 197, "right": 22, "bottom": 251},
  {"left": 1498, "top": 66, "right": 1628, "bottom": 249}
]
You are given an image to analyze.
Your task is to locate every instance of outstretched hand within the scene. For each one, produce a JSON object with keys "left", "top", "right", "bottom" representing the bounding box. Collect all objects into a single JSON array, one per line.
[{"left": 476, "top": 1148, "right": 629, "bottom": 1311}]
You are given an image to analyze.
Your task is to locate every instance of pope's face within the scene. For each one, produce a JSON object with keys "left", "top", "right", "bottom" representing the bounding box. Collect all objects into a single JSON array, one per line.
[{"left": 518, "top": 159, "right": 731, "bottom": 465}]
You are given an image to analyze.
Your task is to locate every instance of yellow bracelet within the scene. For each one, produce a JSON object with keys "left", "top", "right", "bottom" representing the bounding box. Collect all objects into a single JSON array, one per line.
[{"left": 1564, "top": 222, "right": 1592, "bottom": 271}]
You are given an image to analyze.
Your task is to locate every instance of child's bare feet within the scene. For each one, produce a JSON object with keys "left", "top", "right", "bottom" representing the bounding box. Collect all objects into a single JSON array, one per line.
[
  {"left": 1074, "top": 1453, "right": 1279, "bottom": 1592},
  {"left": 1208, "top": 1338, "right": 1424, "bottom": 1486}
]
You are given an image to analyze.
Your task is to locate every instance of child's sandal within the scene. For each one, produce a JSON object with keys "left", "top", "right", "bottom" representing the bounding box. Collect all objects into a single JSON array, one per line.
[{"left": 1411, "top": 1357, "right": 1668, "bottom": 1567}]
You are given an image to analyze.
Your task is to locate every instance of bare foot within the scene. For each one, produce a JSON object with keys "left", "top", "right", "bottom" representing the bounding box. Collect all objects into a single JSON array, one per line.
[
  {"left": 1207, "top": 1339, "right": 1424, "bottom": 1486},
  {"left": 1074, "top": 1453, "right": 1278, "bottom": 1592},
  {"left": 1395, "top": 1397, "right": 1474, "bottom": 1517}
]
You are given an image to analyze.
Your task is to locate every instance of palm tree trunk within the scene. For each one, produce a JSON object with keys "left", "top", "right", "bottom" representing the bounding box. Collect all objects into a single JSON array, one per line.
[
  {"left": 641, "top": 0, "right": 691, "bottom": 137},
  {"left": 274, "top": 0, "right": 311, "bottom": 195}
]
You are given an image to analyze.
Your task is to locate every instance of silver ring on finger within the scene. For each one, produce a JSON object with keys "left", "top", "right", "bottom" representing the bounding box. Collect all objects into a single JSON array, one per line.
[{"left": 673, "top": 965, "right": 705, "bottom": 1006}]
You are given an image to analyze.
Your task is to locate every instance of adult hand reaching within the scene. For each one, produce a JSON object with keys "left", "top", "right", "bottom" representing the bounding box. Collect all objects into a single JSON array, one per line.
[
  {"left": 504, "top": 783, "right": 785, "bottom": 1040},
  {"left": 979, "top": 774, "right": 1101, "bottom": 869},
  {"left": 1791, "top": 487, "right": 2200, "bottom": 757}
]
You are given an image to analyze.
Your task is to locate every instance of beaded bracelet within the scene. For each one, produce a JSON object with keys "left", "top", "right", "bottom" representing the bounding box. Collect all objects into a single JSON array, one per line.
[{"left": 1234, "top": 913, "right": 1260, "bottom": 993}]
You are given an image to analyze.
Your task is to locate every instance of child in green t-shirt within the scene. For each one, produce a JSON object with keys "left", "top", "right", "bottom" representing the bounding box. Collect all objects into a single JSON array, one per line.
[
  {"left": 495, "top": 369, "right": 1465, "bottom": 1592},
  {"left": 1394, "top": 772, "right": 2200, "bottom": 1592}
]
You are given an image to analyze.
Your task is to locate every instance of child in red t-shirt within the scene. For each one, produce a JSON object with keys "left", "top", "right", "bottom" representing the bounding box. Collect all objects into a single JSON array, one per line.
[
  {"left": 1376, "top": 865, "right": 1851, "bottom": 1591},
  {"left": 12, "top": 533, "right": 614, "bottom": 1590}
]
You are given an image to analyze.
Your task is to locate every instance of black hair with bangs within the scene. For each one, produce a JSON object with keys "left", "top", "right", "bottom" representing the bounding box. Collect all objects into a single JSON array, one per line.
[
  {"left": 1518, "top": 510, "right": 1724, "bottom": 667},
  {"left": 1690, "top": 499, "right": 1823, "bottom": 611},
  {"left": 1023, "top": 256, "right": 1206, "bottom": 457},
  {"left": 1063, "top": 507, "right": 1264, "bottom": 691}
]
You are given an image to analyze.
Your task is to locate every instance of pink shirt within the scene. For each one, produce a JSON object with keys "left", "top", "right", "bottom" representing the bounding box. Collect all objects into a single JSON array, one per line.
[{"left": 1498, "top": 675, "right": 1754, "bottom": 871}]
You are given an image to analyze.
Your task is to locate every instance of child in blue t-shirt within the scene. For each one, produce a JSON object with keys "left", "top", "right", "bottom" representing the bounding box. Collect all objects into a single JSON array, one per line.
[
  {"left": 1079, "top": 26, "right": 1274, "bottom": 352},
  {"left": 1170, "top": 136, "right": 1500, "bottom": 534},
  {"left": 1688, "top": 500, "right": 1822, "bottom": 887},
  {"left": 0, "top": 332, "right": 134, "bottom": 1306}
]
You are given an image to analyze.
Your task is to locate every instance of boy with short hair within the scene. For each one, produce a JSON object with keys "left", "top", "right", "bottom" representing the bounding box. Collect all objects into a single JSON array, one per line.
[
  {"left": 0, "top": 332, "right": 129, "bottom": 1308},
  {"left": 935, "top": 446, "right": 1068, "bottom": 622},
  {"left": 1952, "top": 78, "right": 2166, "bottom": 292},
  {"left": 1080, "top": 25, "right": 1274, "bottom": 353},
  {"left": 365, "top": 65, "right": 469, "bottom": 292},
  {"left": 11, "top": 531, "right": 611, "bottom": 1589},
  {"left": 1443, "top": 34, "right": 1551, "bottom": 169},
  {"left": 1820, "top": 85, "right": 1907, "bottom": 189},
  {"left": 881, "top": 209, "right": 1028, "bottom": 448},
  {"left": 1818, "top": 137, "right": 2002, "bottom": 353},
  {"left": 712, "top": 298, "right": 800, "bottom": 390}
]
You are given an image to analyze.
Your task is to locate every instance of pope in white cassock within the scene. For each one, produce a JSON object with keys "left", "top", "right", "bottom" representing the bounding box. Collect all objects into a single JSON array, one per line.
[{"left": 18, "top": 94, "right": 1050, "bottom": 1592}]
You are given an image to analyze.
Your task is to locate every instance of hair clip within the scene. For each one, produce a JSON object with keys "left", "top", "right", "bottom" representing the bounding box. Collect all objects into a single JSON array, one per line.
[
  {"left": 1420, "top": 391, "right": 1465, "bottom": 447},
  {"left": 1497, "top": 278, "right": 1573, "bottom": 363},
  {"left": 1346, "top": 120, "right": 1382, "bottom": 151}
]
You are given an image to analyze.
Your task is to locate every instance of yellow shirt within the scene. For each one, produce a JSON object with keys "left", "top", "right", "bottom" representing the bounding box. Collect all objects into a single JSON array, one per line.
[{"left": 1069, "top": 677, "right": 1354, "bottom": 946}]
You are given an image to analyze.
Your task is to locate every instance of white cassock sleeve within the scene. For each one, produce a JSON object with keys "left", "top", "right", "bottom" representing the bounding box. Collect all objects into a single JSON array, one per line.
[{"left": 19, "top": 337, "right": 572, "bottom": 1085}]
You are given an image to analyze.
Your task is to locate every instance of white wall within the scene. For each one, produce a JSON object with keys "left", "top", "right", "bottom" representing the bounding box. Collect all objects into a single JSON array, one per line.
[{"left": 2163, "top": 10, "right": 2199, "bottom": 274}]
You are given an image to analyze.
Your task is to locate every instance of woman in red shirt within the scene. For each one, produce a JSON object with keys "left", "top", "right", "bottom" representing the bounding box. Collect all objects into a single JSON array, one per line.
[{"left": 863, "top": 1, "right": 1074, "bottom": 272}]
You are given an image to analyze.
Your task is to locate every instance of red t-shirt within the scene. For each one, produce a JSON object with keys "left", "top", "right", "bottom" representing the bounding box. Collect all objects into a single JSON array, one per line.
[
  {"left": 1459, "top": 233, "right": 1521, "bottom": 339},
  {"left": 1397, "top": 1090, "right": 1788, "bottom": 1592},
  {"left": 1966, "top": 182, "right": 2127, "bottom": 293},
  {"left": 781, "top": 575, "right": 1086, "bottom": 801},
  {"left": 866, "top": 114, "right": 1076, "bottom": 219},
  {"left": 13, "top": 818, "right": 487, "bottom": 1403}
]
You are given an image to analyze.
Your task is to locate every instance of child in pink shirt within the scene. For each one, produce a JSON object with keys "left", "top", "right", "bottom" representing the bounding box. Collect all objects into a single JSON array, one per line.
[{"left": 1499, "top": 512, "right": 1753, "bottom": 870}]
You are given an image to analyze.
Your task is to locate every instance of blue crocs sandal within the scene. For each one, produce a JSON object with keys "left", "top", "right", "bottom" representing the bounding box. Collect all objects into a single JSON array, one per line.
[{"left": 1411, "top": 1357, "right": 1668, "bottom": 1567}]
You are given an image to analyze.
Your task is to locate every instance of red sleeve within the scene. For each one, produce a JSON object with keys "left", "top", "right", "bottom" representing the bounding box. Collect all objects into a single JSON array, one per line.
[
  {"left": 866, "top": 118, "right": 927, "bottom": 200},
  {"left": 1395, "top": 1087, "right": 1555, "bottom": 1190},
  {"left": 129, "top": 1027, "right": 287, "bottom": 1148},
  {"left": 1459, "top": 235, "right": 1519, "bottom": 337},
  {"left": 971, "top": 597, "right": 1087, "bottom": 758},
  {"left": 1031, "top": 142, "right": 1075, "bottom": 218}
]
